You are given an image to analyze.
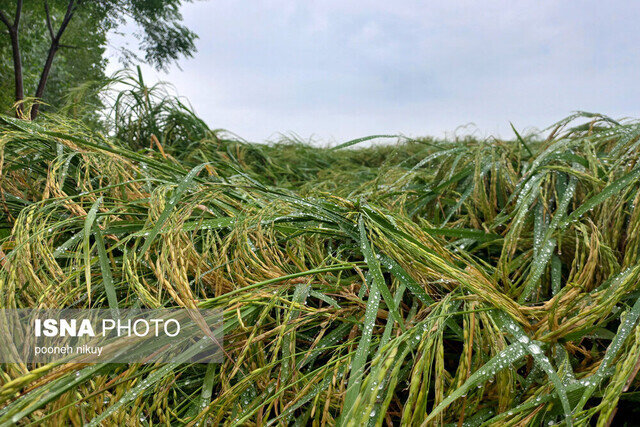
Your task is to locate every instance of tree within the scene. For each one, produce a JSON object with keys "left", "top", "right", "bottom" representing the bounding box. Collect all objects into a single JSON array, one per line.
[
  {"left": 0, "top": 1, "right": 106, "bottom": 120},
  {"left": 0, "top": 0, "right": 198, "bottom": 120}
]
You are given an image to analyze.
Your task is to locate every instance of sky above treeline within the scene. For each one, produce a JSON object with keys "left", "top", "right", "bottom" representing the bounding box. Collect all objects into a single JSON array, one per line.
[{"left": 107, "top": 0, "right": 640, "bottom": 144}]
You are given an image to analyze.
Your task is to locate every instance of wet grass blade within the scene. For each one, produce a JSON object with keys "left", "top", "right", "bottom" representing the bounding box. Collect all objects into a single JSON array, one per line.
[
  {"left": 331, "top": 135, "right": 398, "bottom": 150},
  {"left": 83, "top": 197, "right": 103, "bottom": 306},
  {"left": 93, "top": 222, "right": 119, "bottom": 316},
  {"left": 138, "top": 162, "right": 210, "bottom": 257},
  {"left": 343, "top": 217, "right": 384, "bottom": 411}
]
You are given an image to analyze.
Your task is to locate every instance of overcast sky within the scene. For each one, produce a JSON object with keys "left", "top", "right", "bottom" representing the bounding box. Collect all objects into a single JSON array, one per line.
[{"left": 107, "top": 0, "right": 640, "bottom": 144}]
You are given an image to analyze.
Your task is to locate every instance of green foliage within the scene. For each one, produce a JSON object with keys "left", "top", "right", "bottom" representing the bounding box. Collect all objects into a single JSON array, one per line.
[
  {"left": 99, "top": 0, "right": 198, "bottom": 70},
  {"left": 0, "top": 0, "right": 197, "bottom": 118},
  {"left": 0, "top": 0, "right": 107, "bottom": 116}
]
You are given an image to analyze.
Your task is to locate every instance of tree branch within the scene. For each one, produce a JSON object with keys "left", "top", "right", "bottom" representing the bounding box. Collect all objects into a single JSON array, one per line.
[
  {"left": 44, "top": 0, "right": 55, "bottom": 40},
  {"left": 0, "top": 9, "right": 11, "bottom": 29},
  {"left": 31, "top": 0, "right": 76, "bottom": 119},
  {"left": 0, "top": 0, "right": 23, "bottom": 29},
  {"left": 54, "top": 0, "right": 76, "bottom": 42},
  {"left": 14, "top": 0, "right": 22, "bottom": 28}
]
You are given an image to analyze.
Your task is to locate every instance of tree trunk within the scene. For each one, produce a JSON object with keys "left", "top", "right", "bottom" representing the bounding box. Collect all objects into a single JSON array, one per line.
[
  {"left": 8, "top": 27, "right": 24, "bottom": 115},
  {"left": 0, "top": 0, "right": 24, "bottom": 116},
  {"left": 30, "top": 42, "right": 58, "bottom": 120}
]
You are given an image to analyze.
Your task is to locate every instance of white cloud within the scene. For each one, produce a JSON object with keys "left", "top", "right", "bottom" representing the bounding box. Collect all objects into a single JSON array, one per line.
[{"left": 106, "top": 0, "right": 640, "bottom": 143}]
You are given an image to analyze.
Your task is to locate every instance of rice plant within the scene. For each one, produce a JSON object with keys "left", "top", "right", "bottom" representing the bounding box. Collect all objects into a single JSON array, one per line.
[{"left": 1, "top": 96, "right": 640, "bottom": 425}]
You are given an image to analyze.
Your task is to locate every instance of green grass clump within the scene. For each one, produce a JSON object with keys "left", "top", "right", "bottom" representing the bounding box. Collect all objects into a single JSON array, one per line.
[{"left": 1, "top": 85, "right": 640, "bottom": 425}]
